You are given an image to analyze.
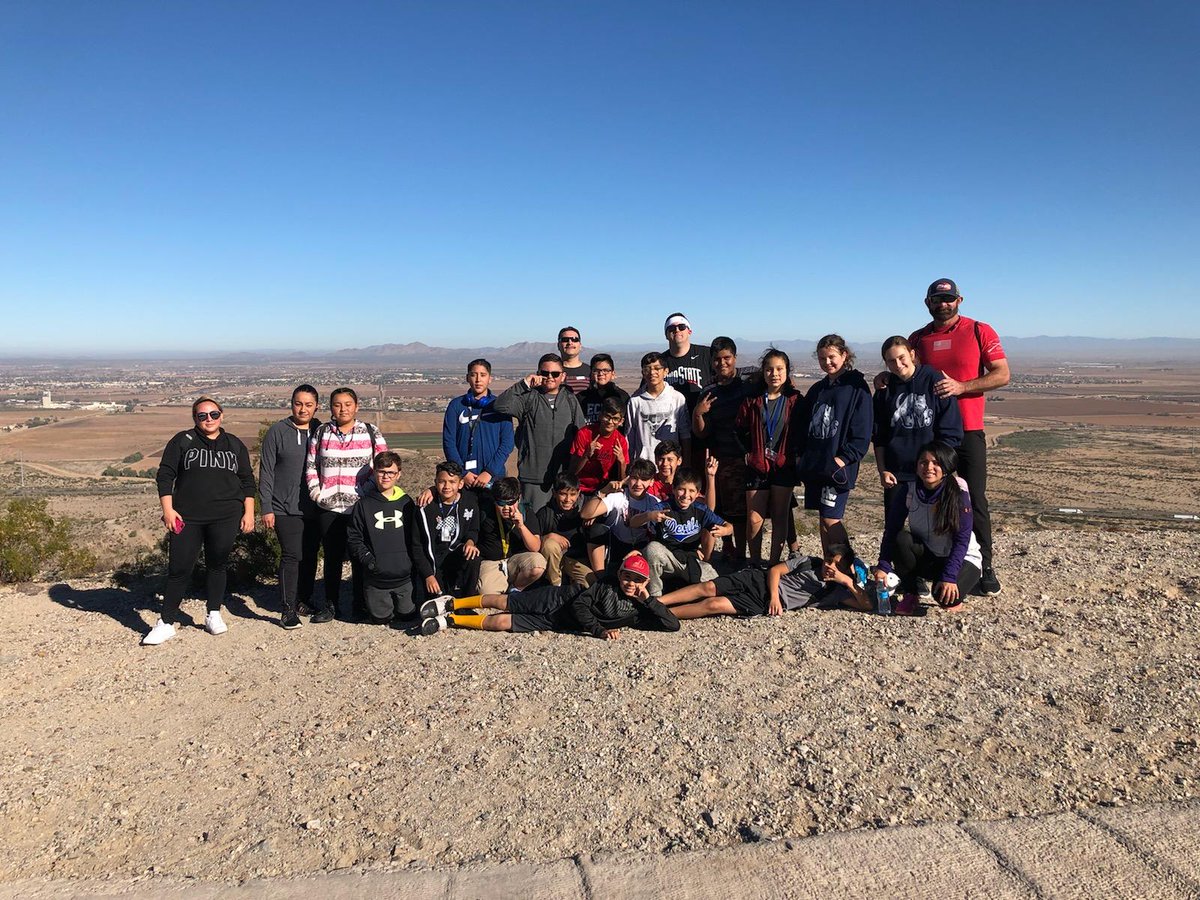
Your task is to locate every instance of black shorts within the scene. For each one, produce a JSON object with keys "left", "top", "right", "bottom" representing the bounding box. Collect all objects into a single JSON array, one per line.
[
  {"left": 711, "top": 567, "right": 768, "bottom": 616},
  {"left": 508, "top": 584, "right": 579, "bottom": 633},
  {"left": 745, "top": 461, "right": 796, "bottom": 492}
]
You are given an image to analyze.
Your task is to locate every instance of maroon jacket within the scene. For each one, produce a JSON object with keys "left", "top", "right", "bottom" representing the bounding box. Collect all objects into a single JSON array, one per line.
[{"left": 735, "top": 391, "right": 800, "bottom": 476}]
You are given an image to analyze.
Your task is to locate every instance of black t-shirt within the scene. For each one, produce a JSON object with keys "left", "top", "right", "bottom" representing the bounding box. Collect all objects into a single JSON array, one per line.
[
  {"left": 699, "top": 378, "right": 750, "bottom": 458},
  {"left": 663, "top": 345, "right": 713, "bottom": 410},
  {"left": 534, "top": 502, "right": 587, "bottom": 559},
  {"left": 477, "top": 501, "right": 533, "bottom": 561},
  {"left": 561, "top": 362, "right": 591, "bottom": 396}
]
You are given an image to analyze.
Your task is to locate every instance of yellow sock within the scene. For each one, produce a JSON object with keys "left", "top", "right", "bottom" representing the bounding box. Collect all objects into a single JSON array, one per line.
[
  {"left": 453, "top": 595, "right": 483, "bottom": 611},
  {"left": 450, "top": 612, "right": 487, "bottom": 630}
]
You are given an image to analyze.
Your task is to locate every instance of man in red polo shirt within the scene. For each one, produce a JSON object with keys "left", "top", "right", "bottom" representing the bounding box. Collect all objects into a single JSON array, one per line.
[{"left": 907, "top": 278, "right": 1010, "bottom": 596}]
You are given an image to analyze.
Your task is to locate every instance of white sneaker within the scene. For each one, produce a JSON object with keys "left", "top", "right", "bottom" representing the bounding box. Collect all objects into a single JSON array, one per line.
[
  {"left": 420, "top": 615, "right": 449, "bottom": 636},
  {"left": 205, "top": 610, "right": 228, "bottom": 635},
  {"left": 142, "top": 619, "right": 177, "bottom": 646},
  {"left": 419, "top": 595, "right": 455, "bottom": 618}
]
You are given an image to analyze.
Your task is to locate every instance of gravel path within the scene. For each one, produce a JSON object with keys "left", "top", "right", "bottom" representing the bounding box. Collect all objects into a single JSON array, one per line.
[{"left": 1, "top": 527, "right": 1198, "bottom": 885}]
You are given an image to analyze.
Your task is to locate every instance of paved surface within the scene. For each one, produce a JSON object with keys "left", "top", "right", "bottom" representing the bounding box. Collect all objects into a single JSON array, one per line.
[{"left": 4, "top": 801, "right": 1198, "bottom": 898}]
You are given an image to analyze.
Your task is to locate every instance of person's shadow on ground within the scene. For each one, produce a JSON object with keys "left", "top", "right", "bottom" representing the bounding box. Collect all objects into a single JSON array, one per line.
[{"left": 47, "top": 580, "right": 280, "bottom": 636}]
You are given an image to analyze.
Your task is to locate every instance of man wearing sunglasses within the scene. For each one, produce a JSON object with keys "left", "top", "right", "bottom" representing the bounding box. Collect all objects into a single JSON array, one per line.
[
  {"left": 902, "top": 278, "right": 1010, "bottom": 597},
  {"left": 494, "top": 352, "right": 586, "bottom": 514},
  {"left": 662, "top": 312, "right": 712, "bottom": 472},
  {"left": 557, "top": 326, "right": 591, "bottom": 397}
]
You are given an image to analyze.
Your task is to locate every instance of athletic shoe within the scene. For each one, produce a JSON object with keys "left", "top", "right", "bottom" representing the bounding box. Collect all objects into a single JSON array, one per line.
[
  {"left": 281, "top": 615, "right": 303, "bottom": 630},
  {"left": 419, "top": 595, "right": 455, "bottom": 619},
  {"left": 973, "top": 567, "right": 1002, "bottom": 597},
  {"left": 420, "top": 615, "right": 448, "bottom": 636},
  {"left": 205, "top": 610, "right": 228, "bottom": 635},
  {"left": 310, "top": 608, "right": 334, "bottom": 624},
  {"left": 893, "top": 593, "right": 920, "bottom": 616},
  {"left": 915, "top": 578, "right": 933, "bottom": 601},
  {"left": 142, "top": 619, "right": 177, "bottom": 646}
]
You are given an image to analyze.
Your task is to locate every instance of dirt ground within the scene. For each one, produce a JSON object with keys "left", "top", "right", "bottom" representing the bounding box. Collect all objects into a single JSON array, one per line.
[{"left": 1, "top": 525, "right": 1198, "bottom": 888}]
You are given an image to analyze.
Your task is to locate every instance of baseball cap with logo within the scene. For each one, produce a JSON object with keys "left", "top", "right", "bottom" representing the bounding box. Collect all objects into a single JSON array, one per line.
[
  {"left": 619, "top": 552, "right": 651, "bottom": 581},
  {"left": 925, "top": 278, "right": 960, "bottom": 300}
]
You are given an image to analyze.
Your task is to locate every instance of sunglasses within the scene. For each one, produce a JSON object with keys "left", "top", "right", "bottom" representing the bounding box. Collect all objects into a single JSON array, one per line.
[
  {"left": 559, "top": 336, "right": 581, "bottom": 343},
  {"left": 195, "top": 410, "right": 222, "bottom": 421},
  {"left": 619, "top": 571, "right": 649, "bottom": 583},
  {"left": 928, "top": 296, "right": 959, "bottom": 305},
  {"left": 538, "top": 370, "right": 564, "bottom": 378},
  {"left": 666, "top": 324, "right": 688, "bottom": 333}
]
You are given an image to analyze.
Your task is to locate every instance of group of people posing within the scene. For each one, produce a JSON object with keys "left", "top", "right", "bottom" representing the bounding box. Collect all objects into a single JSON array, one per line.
[{"left": 142, "top": 278, "right": 1010, "bottom": 646}]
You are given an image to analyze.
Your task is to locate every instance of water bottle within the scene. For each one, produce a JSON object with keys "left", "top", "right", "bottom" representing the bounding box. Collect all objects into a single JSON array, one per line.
[{"left": 875, "top": 571, "right": 900, "bottom": 616}]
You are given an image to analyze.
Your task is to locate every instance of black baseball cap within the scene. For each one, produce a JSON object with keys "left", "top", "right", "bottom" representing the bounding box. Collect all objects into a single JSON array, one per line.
[{"left": 925, "top": 278, "right": 960, "bottom": 300}]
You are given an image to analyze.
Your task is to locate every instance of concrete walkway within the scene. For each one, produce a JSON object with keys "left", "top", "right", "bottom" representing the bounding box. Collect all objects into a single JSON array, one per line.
[{"left": 5, "top": 801, "right": 1198, "bottom": 899}]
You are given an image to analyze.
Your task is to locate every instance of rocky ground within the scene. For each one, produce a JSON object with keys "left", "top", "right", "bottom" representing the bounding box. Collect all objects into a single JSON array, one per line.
[{"left": 1, "top": 523, "right": 1198, "bottom": 888}]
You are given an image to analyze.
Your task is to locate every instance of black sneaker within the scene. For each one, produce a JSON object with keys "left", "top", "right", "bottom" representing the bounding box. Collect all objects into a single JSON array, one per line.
[
  {"left": 915, "top": 578, "right": 933, "bottom": 600},
  {"left": 420, "top": 616, "right": 448, "bottom": 636},
  {"left": 281, "top": 614, "right": 303, "bottom": 630},
  {"left": 973, "top": 567, "right": 1002, "bottom": 597},
  {"left": 310, "top": 608, "right": 334, "bottom": 624}
]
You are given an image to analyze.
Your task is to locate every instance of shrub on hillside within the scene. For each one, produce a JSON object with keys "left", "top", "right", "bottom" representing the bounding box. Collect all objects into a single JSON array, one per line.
[{"left": 0, "top": 498, "right": 98, "bottom": 583}]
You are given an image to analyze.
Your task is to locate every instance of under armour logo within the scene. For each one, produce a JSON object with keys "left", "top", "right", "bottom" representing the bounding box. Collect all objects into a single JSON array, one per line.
[{"left": 375, "top": 510, "right": 404, "bottom": 529}]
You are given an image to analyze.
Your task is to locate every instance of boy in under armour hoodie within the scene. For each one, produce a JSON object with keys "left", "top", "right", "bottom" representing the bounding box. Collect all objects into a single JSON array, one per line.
[{"left": 348, "top": 452, "right": 422, "bottom": 624}]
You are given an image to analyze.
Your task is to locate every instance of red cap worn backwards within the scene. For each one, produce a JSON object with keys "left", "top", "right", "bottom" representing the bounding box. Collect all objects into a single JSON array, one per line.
[
  {"left": 925, "top": 278, "right": 960, "bottom": 300},
  {"left": 619, "top": 552, "right": 650, "bottom": 580}
]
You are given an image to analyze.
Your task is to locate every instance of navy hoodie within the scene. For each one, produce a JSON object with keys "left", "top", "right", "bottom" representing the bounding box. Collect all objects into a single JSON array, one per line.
[
  {"left": 872, "top": 364, "right": 963, "bottom": 481},
  {"left": 795, "top": 369, "right": 873, "bottom": 491},
  {"left": 442, "top": 391, "right": 515, "bottom": 483}
]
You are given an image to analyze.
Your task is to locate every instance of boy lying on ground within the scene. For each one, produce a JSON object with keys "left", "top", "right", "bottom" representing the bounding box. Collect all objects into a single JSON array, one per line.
[
  {"left": 660, "top": 542, "right": 872, "bottom": 619},
  {"left": 419, "top": 551, "right": 680, "bottom": 640}
]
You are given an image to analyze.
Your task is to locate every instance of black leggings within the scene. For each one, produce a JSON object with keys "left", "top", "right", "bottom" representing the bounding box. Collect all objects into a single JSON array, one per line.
[
  {"left": 275, "top": 514, "right": 321, "bottom": 617},
  {"left": 891, "top": 529, "right": 981, "bottom": 596},
  {"left": 161, "top": 517, "right": 240, "bottom": 623},
  {"left": 318, "top": 510, "right": 365, "bottom": 618}
]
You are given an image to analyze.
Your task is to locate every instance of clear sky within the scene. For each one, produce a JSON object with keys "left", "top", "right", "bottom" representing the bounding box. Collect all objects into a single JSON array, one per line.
[{"left": 2, "top": 1, "right": 1197, "bottom": 355}]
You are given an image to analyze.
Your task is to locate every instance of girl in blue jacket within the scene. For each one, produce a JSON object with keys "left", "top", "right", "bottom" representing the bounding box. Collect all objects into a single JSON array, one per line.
[
  {"left": 442, "top": 359, "right": 515, "bottom": 492},
  {"left": 795, "top": 335, "right": 873, "bottom": 556}
]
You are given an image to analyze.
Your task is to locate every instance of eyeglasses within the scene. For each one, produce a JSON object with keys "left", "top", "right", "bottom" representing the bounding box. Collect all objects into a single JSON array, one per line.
[
  {"left": 375, "top": 470, "right": 400, "bottom": 479},
  {"left": 538, "top": 370, "right": 564, "bottom": 378},
  {"left": 601, "top": 413, "right": 624, "bottom": 422},
  {"left": 591, "top": 367, "right": 613, "bottom": 374},
  {"left": 559, "top": 336, "right": 581, "bottom": 343},
  {"left": 195, "top": 410, "right": 222, "bottom": 421},
  {"left": 666, "top": 324, "right": 689, "bottom": 333}
]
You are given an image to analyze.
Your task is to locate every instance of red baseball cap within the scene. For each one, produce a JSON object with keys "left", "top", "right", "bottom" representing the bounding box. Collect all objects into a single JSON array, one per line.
[{"left": 619, "top": 552, "right": 650, "bottom": 580}]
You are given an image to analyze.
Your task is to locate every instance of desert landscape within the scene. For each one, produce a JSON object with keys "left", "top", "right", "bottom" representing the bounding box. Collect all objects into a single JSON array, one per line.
[{"left": 0, "top": 356, "right": 1198, "bottom": 889}]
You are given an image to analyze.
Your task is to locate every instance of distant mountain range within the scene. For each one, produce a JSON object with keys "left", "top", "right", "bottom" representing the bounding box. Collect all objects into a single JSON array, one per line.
[
  {"left": 270, "top": 336, "right": 1200, "bottom": 368},
  {"left": 4, "top": 336, "right": 1199, "bottom": 367}
]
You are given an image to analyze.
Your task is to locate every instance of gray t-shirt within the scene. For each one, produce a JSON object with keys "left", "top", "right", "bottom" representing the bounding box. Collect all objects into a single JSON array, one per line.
[{"left": 777, "top": 554, "right": 870, "bottom": 610}]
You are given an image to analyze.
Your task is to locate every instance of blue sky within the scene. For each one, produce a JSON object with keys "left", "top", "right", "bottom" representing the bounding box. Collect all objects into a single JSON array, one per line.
[{"left": 2, "top": 1, "right": 1196, "bottom": 355}]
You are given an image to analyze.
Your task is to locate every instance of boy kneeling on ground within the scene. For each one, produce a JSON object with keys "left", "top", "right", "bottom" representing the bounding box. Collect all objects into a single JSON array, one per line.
[
  {"left": 643, "top": 467, "right": 733, "bottom": 597},
  {"left": 347, "top": 451, "right": 423, "bottom": 624},
  {"left": 660, "top": 541, "right": 872, "bottom": 619},
  {"left": 419, "top": 551, "right": 680, "bottom": 640}
]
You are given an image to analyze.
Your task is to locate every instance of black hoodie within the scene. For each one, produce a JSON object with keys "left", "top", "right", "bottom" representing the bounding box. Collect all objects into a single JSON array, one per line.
[{"left": 348, "top": 488, "right": 422, "bottom": 589}]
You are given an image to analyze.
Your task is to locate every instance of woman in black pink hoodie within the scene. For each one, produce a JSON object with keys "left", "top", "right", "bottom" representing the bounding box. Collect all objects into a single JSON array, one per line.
[
  {"left": 143, "top": 398, "right": 256, "bottom": 646},
  {"left": 794, "top": 335, "right": 873, "bottom": 557}
]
